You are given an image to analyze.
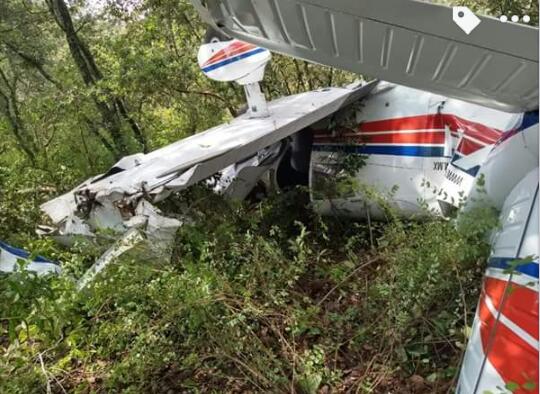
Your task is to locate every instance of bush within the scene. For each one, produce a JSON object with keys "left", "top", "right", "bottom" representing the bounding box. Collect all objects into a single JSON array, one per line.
[{"left": 0, "top": 186, "right": 498, "bottom": 393}]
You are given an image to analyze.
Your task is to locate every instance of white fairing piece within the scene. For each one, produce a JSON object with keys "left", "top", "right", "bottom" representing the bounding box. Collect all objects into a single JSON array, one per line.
[
  {"left": 309, "top": 84, "right": 525, "bottom": 219},
  {"left": 0, "top": 241, "right": 60, "bottom": 275},
  {"left": 458, "top": 168, "right": 539, "bottom": 393},
  {"left": 198, "top": 39, "right": 271, "bottom": 85},
  {"left": 467, "top": 113, "right": 539, "bottom": 211},
  {"left": 198, "top": 39, "right": 272, "bottom": 118}
]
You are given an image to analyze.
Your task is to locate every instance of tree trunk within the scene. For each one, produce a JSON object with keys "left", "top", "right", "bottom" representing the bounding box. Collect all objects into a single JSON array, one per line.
[
  {"left": 0, "top": 67, "right": 37, "bottom": 164},
  {"left": 45, "top": 0, "right": 147, "bottom": 158}
]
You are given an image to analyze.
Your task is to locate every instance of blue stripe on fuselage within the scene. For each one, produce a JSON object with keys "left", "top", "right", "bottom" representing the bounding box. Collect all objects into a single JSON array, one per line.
[
  {"left": 312, "top": 144, "right": 446, "bottom": 157},
  {"left": 488, "top": 256, "right": 539, "bottom": 279}
]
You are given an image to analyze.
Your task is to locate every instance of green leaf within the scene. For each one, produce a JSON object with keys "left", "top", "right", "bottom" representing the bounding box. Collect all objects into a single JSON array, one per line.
[{"left": 505, "top": 381, "right": 520, "bottom": 392}]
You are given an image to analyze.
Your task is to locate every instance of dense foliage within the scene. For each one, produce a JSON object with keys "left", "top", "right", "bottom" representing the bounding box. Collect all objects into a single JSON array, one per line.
[
  {"left": 0, "top": 186, "right": 498, "bottom": 393},
  {"left": 0, "top": 0, "right": 536, "bottom": 392}
]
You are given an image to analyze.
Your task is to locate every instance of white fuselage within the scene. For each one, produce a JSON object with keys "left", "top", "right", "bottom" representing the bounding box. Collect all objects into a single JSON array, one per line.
[{"left": 309, "top": 83, "right": 526, "bottom": 219}]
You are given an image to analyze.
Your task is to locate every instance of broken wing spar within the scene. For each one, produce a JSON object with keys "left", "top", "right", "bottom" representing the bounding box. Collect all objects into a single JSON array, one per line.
[{"left": 41, "top": 81, "right": 378, "bottom": 227}]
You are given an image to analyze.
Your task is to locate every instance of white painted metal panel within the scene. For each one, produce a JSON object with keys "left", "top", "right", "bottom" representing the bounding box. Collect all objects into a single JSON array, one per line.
[
  {"left": 458, "top": 168, "right": 539, "bottom": 393},
  {"left": 467, "top": 123, "right": 539, "bottom": 211},
  {"left": 0, "top": 241, "right": 60, "bottom": 275},
  {"left": 192, "top": 0, "right": 538, "bottom": 112},
  {"left": 42, "top": 82, "right": 376, "bottom": 225}
]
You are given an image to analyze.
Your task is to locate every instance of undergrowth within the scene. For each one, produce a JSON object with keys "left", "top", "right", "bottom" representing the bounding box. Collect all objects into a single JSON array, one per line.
[{"left": 0, "top": 185, "right": 498, "bottom": 393}]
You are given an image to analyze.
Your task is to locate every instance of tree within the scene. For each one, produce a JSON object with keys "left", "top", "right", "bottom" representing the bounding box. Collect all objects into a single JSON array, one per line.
[
  {"left": 0, "top": 64, "right": 38, "bottom": 163},
  {"left": 45, "top": 0, "right": 147, "bottom": 157}
]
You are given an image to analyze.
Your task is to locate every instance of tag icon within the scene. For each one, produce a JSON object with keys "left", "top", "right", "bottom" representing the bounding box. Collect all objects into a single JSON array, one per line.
[{"left": 453, "top": 7, "right": 481, "bottom": 34}]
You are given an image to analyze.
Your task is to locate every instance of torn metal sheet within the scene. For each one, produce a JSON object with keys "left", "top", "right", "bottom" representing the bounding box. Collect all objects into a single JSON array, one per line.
[
  {"left": 209, "top": 141, "right": 284, "bottom": 199},
  {"left": 77, "top": 228, "right": 144, "bottom": 290},
  {"left": 191, "top": 0, "right": 538, "bottom": 112},
  {"left": 124, "top": 200, "right": 182, "bottom": 254},
  {"left": 0, "top": 240, "right": 60, "bottom": 275},
  {"left": 41, "top": 198, "right": 182, "bottom": 256},
  {"left": 41, "top": 82, "right": 377, "bottom": 236}
]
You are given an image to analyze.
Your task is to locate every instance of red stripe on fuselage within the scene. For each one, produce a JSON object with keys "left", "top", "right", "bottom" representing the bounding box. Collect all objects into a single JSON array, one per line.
[
  {"left": 478, "top": 294, "right": 539, "bottom": 392},
  {"left": 484, "top": 277, "right": 539, "bottom": 341},
  {"left": 314, "top": 130, "right": 445, "bottom": 145},
  {"left": 356, "top": 114, "right": 501, "bottom": 143},
  {"left": 456, "top": 137, "right": 485, "bottom": 156},
  {"left": 313, "top": 114, "right": 503, "bottom": 155},
  {"left": 202, "top": 41, "right": 256, "bottom": 67}
]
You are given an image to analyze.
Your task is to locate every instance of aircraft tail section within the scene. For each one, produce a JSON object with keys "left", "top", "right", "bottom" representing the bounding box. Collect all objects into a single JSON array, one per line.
[{"left": 191, "top": 0, "right": 538, "bottom": 113}]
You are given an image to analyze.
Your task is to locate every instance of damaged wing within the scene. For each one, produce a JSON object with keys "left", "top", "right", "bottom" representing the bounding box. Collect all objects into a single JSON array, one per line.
[{"left": 41, "top": 82, "right": 377, "bottom": 237}]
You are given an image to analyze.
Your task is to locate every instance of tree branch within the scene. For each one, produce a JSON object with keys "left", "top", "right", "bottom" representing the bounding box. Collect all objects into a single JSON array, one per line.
[{"left": 2, "top": 41, "right": 62, "bottom": 89}]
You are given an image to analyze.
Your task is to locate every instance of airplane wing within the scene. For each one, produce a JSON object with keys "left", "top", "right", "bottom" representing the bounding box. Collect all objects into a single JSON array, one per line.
[
  {"left": 41, "top": 82, "right": 377, "bottom": 225},
  {"left": 191, "top": 0, "right": 538, "bottom": 113}
]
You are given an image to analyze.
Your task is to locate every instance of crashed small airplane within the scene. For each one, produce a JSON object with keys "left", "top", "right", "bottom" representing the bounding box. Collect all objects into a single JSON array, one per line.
[
  {"left": 39, "top": 40, "right": 535, "bottom": 235},
  {"left": 37, "top": 0, "right": 537, "bottom": 392}
]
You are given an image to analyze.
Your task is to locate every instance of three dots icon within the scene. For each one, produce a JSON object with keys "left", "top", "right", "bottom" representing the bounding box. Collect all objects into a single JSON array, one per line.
[{"left": 500, "top": 15, "right": 531, "bottom": 23}]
